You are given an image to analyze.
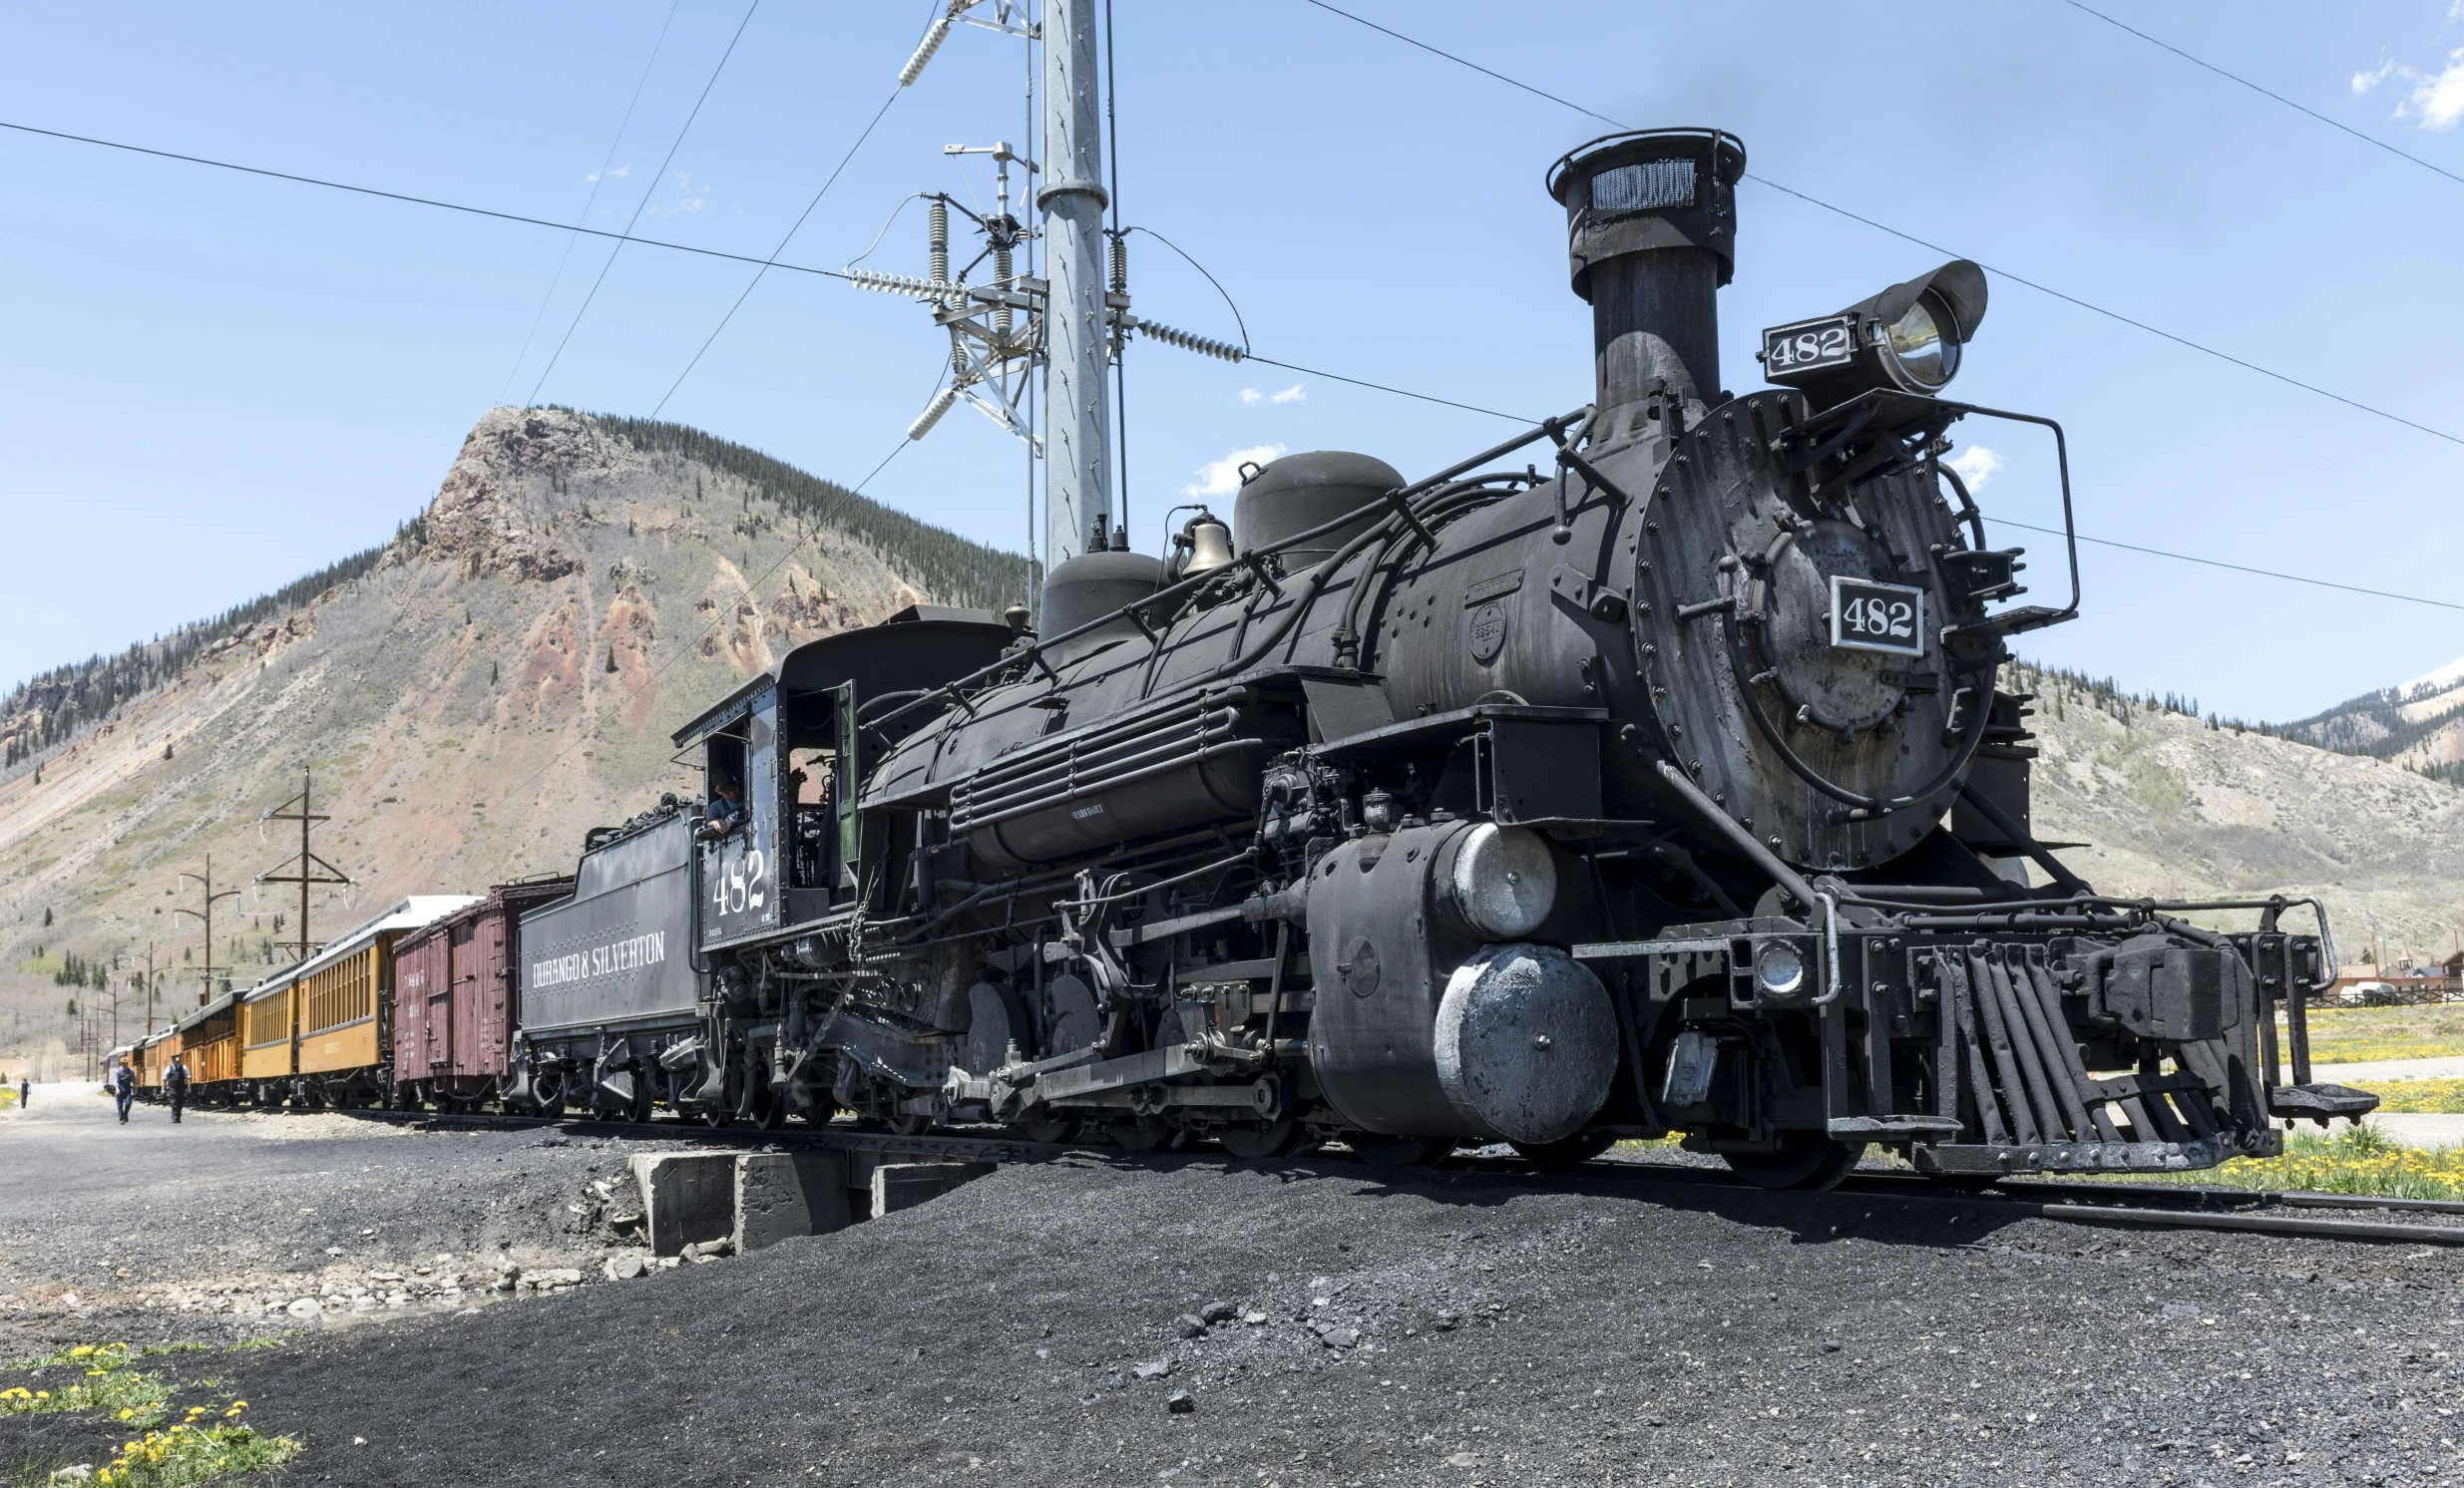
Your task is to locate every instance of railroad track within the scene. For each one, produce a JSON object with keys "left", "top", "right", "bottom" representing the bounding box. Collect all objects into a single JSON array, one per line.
[{"left": 296, "top": 1102, "right": 2464, "bottom": 1250}]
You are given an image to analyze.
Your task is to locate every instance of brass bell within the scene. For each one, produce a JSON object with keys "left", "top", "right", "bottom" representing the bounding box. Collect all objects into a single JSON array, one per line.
[{"left": 1184, "top": 512, "right": 1235, "bottom": 573}]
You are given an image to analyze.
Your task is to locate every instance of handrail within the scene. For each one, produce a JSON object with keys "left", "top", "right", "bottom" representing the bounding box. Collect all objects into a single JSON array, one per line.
[{"left": 861, "top": 405, "right": 1593, "bottom": 735}]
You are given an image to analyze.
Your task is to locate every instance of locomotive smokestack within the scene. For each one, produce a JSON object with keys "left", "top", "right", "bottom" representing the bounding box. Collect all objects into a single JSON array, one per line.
[{"left": 1547, "top": 130, "right": 1746, "bottom": 437}]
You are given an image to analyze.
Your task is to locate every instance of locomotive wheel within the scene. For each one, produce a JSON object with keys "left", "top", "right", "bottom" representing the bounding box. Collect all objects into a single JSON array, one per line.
[
  {"left": 1218, "top": 1120, "right": 1301, "bottom": 1161},
  {"left": 1350, "top": 1134, "right": 1458, "bottom": 1171},
  {"left": 626, "top": 1080, "right": 655, "bottom": 1125},
  {"left": 1510, "top": 1132, "right": 1616, "bottom": 1172},
  {"left": 1109, "top": 1116, "right": 1172, "bottom": 1152},
  {"left": 1722, "top": 1135, "right": 1867, "bottom": 1192},
  {"left": 1012, "top": 1119, "right": 1079, "bottom": 1145},
  {"left": 888, "top": 1113, "right": 935, "bottom": 1137}
]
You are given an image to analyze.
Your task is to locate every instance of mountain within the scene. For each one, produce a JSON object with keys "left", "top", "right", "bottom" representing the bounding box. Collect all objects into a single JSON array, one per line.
[
  {"left": 2011, "top": 659, "right": 2464, "bottom": 964},
  {"left": 0, "top": 407, "right": 1031, "bottom": 1072},
  {"left": 2273, "top": 657, "right": 2464, "bottom": 788}
]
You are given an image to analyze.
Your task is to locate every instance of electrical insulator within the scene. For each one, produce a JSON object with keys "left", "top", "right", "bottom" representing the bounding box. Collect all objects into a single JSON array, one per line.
[
  {"left": 1138, "top": 320, "right": 1244, "bottom": 363},
  {"left": 898, "top": 17, "right": 952, "bottom": 87},
  {"left": 907, "top": 386, "right": 960, "bottom": 441},
  {"left": 993, "top": 243, "right": 1014, "bottom": 339},
  {"left": 1108, "top": 233, "right": 1126, "bottom": 295},
  {"left": 929, "top": 199, "right": 951, "bottom": 294}
]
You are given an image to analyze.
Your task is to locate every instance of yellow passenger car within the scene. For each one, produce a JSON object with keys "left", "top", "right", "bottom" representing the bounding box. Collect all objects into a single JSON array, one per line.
[
  {"left": 239, "top": 978, "right": 297, "bottom": 1092},
  {"left": 174, "top": 995, "right": 241, "bottom": 1099},
  {"left": 273, "top": 897, "right": 481, "bottom": 1107}
]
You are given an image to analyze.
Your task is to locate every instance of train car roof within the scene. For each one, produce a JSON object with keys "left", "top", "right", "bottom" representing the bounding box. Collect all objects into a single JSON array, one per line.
[
  {"left": 671, "top": 605, "right": 1017, "bottom": 747},
  {"left": 242, "top": 894, "right": 486, "bottom": 996},
  {"left": 175, "top": 992, "right": 238, "bottom": 1033},
  {"left": 394, "top": 877, "right": 578, "bottom": 951}
]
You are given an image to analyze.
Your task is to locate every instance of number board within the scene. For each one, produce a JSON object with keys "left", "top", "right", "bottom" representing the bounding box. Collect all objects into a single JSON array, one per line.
[
  {"left": 1830, "top": 576, "right": 1925, "bottom": 656},
  {"left": 1761, "top": 314, "right": 1856, "bottom": 378}
]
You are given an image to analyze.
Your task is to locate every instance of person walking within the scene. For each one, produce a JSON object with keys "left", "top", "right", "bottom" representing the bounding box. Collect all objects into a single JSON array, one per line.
[
  {"left": 112, "top": 1059, "right": 136, "bottom": 1123},
  {"left": 16, "top": 1077, "right": 26, "bottom": 1109},
  {"left": 164, "top": 1055, "right": 191, "bottom": 1124}
]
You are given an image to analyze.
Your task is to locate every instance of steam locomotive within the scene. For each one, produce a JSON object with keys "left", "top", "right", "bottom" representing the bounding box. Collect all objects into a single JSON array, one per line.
[{"left": 508, "top": 128, "right": 2374, "bottom": 1189}]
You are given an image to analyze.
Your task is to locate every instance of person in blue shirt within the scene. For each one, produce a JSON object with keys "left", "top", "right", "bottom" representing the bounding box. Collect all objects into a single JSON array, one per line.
[
  {"left": 112, "top": 1060, "right": 135, "bottom": 1123},
  {"left": 700, "top": 782, "right": 745, "bottom": 841}
]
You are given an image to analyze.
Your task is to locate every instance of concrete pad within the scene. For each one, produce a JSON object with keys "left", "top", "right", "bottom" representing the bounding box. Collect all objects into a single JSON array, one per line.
[
  {"left": 733, "top": 1151, "right": 852, "bottom": 1253},
  {"left": 2312, "top": 1056, "right": 2464, "bottom": 1084},
  {"left": 629, "top": 1152, "right": 737, "bottom": 1257},
  {"left": 871, "top": 1161, "right": 996, "bottom": 1217},
  {"left": 2366, "top": 1114, "right": 2464, "bottom": 1149}
]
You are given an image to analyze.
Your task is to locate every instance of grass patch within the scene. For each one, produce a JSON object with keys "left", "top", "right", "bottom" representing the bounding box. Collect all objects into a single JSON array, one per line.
[
  {"left": 2, "top": 1344, "right": 299, "bottom": 1486},
  {"left": 2359, "top": 1078, "right": 2464, "bottom": 1114},
  {"left": 91, "top": 1404, "right": 297, "bottom": 1486},
  {"left": 1, "top": 1346, "right": 170, "bottom": 1428},
  {"left": 2137, "top": 1124, "right": 2464, "bottom": 1201},
  {"left": 2285, "top": 1003, "right": 2464, "bottom": 1065}
]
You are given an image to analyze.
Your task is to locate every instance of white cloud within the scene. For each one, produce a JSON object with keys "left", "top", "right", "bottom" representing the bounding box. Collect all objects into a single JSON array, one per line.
[
  {"left": 2352, "top": 48, "right": 2464, "bottom": 130},
  {"left": 1237, "top": 388, "right": 1262, "bottom": 406},
  {"left": 1947, "top": 444, "right": 2003, "bottom": 492},
  {"left": 584, "top": 163, "right": 632, "bottom": 185},
  {"left": 1184, "top": 444, "right": 1285, "bottom": 499},
  {"left": 1269, "top": 384, "right": 1307, "bottom": 404}
]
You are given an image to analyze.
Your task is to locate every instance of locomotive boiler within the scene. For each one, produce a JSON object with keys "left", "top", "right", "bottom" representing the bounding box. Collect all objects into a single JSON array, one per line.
[{"left": 513, "top": 128, "right": 2373, "bottom": 1188}]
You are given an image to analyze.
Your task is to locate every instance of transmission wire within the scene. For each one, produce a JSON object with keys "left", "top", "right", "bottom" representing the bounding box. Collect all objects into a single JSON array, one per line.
[
  {"left": 1293, "top": 0, "right": 2464, "bottom": 450},
  {"left": 526, "top": 0, "right": 763, "bottom": 408},
  {"left": 498, "top": 0, "right": 685, "bottom": 407}
]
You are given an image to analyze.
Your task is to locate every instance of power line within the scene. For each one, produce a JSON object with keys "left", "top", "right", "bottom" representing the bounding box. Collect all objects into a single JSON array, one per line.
[
  {"left": 1294, "top": 0, "right": 2464, "bottom": 451},
  {"left": 650, "top": 81, "right": 905, "bottom": 417},
  {"left": 0, "top": 120, "right": 1506, "bottom": 425},
  {"left": 1987, "top": 516, "right": 2464, "bottom": 613},
  {"left": 527, "top": 0, "right": 763, "bottom": 409},
  {"left": 498, "top": 0, "right": 685, "bottom": 407},
  {"left": 2058, "top": 0, "right": 2464, "bottom": 194},
  {"left": 1242, "top": 353, "right": 1532, "bottom": 423}
]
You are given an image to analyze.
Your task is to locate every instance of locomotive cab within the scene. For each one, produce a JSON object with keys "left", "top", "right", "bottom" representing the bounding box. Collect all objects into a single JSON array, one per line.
[{"left": 672, "top": 605, "right": 1021, "bottom": 950}]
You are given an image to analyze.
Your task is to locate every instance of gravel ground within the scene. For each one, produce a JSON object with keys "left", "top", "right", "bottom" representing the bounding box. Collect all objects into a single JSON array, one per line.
[
  {"left": 0, "top": 1082, "right": 678, "bottom": 1361},
  {"left": 11, "top": 1091, "right": 2464, "bottom": 1486}
]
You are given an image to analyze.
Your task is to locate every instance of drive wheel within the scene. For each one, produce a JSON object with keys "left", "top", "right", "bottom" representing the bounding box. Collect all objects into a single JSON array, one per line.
[
  {"left": 1011, "top": 1119, "right": 1079, "bottom": 1145},
  {"left": 888, "top": 1113, "right": 935, "bottom": 1137},
  {"left": 626, "top": 1079, "right": 655, "bottom": 1125},
  {"left": 1511, "top": 1131, "right": 1616, "bottom": 1172},
  {"left": 1723, "top": 1135, "right": 1866, "bottom": 1192},
  {"left": 1218, "top": 1120, "right": 1301, "bottom": 1161},
  {"left": 1350, "top": 1134, "right": 1457, "bottom": 1171}
]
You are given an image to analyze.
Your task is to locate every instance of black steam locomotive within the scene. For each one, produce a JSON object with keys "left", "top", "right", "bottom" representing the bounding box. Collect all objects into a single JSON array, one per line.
[{"left": 509, "top": 129, "right": 2372, "bottom": 1189}]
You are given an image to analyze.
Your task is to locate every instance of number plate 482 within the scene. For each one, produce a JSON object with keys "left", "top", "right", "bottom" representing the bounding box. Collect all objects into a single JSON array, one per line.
[{"left": 1830, "top": 576, "right": 1925, "bottom": 656}]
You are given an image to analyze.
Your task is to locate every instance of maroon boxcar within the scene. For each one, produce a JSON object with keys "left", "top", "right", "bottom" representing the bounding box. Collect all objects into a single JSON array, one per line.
[{"left": 391, "top": 878, "right": 575, "bottom": 1109}]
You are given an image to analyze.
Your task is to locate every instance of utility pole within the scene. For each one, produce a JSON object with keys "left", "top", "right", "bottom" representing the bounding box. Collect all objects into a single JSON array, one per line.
[
  {"left": 1039, "top": 0, "right": 1111, "bottom": 565},
  {"left": 174, "top": 855, "right": 241, "bottom": 1009},
  {"left": 256, "top": 767, "right": 353, "bottom": 961},
  {"left": 874, "top": 2, "right": 1240, "bottom": 583}
]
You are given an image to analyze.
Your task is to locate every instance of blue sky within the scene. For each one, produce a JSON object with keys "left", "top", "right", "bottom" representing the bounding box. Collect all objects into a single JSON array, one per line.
[{"left": 3, "top": 1, "right": 2460, "bottom": 721}]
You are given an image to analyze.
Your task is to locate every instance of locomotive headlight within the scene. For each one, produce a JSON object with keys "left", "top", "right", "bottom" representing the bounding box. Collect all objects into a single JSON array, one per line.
[
  {"left": 1879, "top": 295, "right": 1958, "bottom": 391},
  {"left": 1449, "top": 823, "right": 1558, "bottom": 939},
  {"left": 1760, "top": 258, "right": 1988, "bottom": 407},
  {"left": 1754, "top": 940, "right": 1806, "bottom": 999}
]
